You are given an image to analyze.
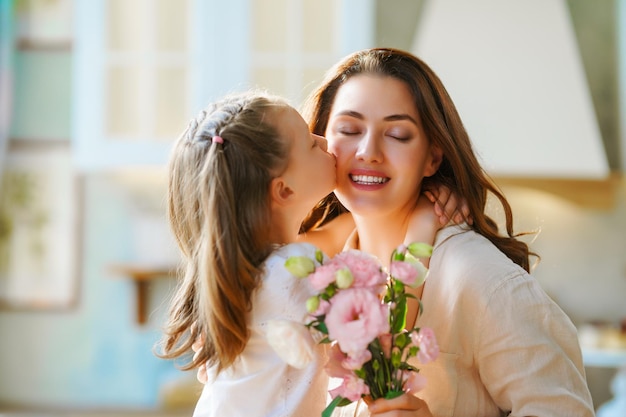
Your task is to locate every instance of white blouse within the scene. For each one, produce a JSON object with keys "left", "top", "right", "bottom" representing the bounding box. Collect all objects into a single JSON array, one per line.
[{"left": 192, "top": 242, "right": 329, "bottom": 417}]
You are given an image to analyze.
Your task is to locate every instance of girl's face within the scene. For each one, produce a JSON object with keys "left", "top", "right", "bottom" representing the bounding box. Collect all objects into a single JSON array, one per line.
[
  {"left": 278, "top": 106, "right": 336, "bottom": 209},
  {"left": 325, "top": 74, "right": 442, "bottom": 218}
]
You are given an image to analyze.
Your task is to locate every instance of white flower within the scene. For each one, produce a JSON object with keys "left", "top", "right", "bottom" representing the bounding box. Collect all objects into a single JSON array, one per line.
[{"left": 266, "top": 319, "right": 315, "bottom": 369}]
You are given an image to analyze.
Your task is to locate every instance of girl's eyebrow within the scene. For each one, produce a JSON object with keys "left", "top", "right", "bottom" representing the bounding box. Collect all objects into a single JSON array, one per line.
[{"left": 335, "top": 110, "right": 418, "bottom": 126}]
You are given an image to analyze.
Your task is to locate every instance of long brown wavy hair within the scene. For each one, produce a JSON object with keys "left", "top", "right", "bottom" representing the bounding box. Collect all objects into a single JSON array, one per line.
[
  {"left": 156, "top": 92, "right": 291, "bottom": 373},
  {"left": 300, "top": 48, "right": 535, "bottom": 272}
]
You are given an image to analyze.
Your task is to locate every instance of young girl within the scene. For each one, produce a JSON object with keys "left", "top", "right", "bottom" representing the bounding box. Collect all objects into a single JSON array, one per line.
[{"left": 157, "top": 91, "right": 336, "bottom": 416}]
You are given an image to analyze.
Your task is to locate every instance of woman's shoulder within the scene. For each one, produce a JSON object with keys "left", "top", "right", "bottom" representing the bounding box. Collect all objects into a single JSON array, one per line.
[{"left": 431, "top": 225, "right": 530, "bottom": 293}]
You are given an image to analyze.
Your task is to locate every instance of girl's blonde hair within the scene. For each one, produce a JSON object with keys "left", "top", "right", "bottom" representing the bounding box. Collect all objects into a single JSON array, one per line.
[{"left": 157, "top": 92, "right": 291, "bottom": 373}]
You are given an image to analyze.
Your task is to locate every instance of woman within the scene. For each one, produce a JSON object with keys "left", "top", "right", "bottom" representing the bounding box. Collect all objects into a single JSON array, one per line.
[{"left": 300, "top": 48, "right": 594, "bottom": 416}]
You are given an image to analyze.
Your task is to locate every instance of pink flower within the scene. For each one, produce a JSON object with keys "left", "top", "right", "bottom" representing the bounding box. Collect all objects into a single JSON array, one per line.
[
  {"left": 390, "top": 258, "right": 428, "bottom": 288},
  {"left": 329, "top": 374, "right": 370, "bottom": 402},
  {"left": 390, "top": 261, "right": 419, "bottom": 286},
  {"left": 403, "top": 371, "right": 427, "bottom": 393},
  {"left": 308, "top": 262, "right": 343, "bottom": 291},
  {"left": 325, "top": 288, "right": 390, "bottom": 356},
  {"left": 411, "top": 327, "right": 439, "bottom": 364},
  {"left": 325, "top": 344, "right": 352, "bottom": 379},
  {"left": 343, "top": 349, "right": 372, "bottom": 370},
  {"left": 332, "top": 250, "right": 387, "bottom": 288}
]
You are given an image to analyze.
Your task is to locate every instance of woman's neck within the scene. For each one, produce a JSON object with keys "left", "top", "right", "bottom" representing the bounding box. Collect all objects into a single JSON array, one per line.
[{"left": 352, "top": 213, "right": 408, "bottom": 267}]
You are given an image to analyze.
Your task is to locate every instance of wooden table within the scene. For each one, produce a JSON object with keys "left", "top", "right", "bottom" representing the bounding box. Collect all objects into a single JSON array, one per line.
[{"left": 110, "top": 264, "right": 175, "bottom": 324}]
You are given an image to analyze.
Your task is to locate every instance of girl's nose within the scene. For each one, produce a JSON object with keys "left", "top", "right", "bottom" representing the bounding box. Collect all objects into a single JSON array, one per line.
[
  {"left": 355, "top": 132, "right": 382, "bottom": 163},
  {"left": 313, "top": 134, "right": 328, "bottom": 151}
]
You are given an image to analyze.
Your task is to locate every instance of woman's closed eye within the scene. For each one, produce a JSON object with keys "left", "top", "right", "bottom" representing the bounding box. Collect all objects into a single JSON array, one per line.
[
  {"left": 336, "top": 127, "right": 361, "bottom": 136},
  {"left": 388, "top": 134, "right": 410, "bottom": 142},
  {"left": 386, "top": 129, "right": 411, "bottom": 142}
]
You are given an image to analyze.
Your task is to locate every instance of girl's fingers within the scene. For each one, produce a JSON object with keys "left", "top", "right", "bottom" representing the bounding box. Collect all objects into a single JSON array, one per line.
[
  {"left": 423, "top": 189, "right": 437, "bottom": 203},
  {"left": 196, "top": 363, "right": 208, "bottom": 384}
]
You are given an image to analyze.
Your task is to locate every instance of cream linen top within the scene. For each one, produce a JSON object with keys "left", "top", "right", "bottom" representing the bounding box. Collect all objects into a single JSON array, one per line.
[
  {"left": 337, "top": 225, "right": 595, "bottom": 417},
  {"left": 192, "top": 243, "right": 329, "bottom": 417},
  {"left": 415, "top": 225, "right": 594, "bottom": 417}
]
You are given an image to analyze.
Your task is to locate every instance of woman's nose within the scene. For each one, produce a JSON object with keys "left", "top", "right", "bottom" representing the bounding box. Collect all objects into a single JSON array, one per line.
[{"left": 355, "top": 133, "right": 382, "bottom": 163}]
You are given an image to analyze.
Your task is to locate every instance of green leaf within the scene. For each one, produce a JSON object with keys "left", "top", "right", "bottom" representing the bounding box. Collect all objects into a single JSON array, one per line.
[
  {"left": 385, "top": 390, "right": 404, "bottom": 400},
  {"left": 315, "top": 249, "right": 324, "bottom": 264},
  {"left": 392, "top": 297, "right": 407, "bottom": 333},
  {"left": 393, "top": 279, "right": 405, "bottom": 293},
  {"left": 322, "top": 396, "right": 350, "bottom": 417},
  {"left": 315, "top": 321, "right": 328, "bottom": 334},
  {"left": 392, "top": 251, "right": 405, "bottom": 261}
]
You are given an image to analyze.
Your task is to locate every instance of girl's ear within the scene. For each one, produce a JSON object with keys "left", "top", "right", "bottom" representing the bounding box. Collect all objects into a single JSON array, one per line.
[
  {"left": 270, "top": 176, "right": 294, "bottom": 206},
  {"left": 424, "top": 144, "right": 443, "bottom": 177}
]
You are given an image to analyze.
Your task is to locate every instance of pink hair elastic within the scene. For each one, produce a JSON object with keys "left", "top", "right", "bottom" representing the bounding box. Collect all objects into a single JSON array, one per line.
[{"left": 212, "top": 135, "right": 224, "bottom": 144}]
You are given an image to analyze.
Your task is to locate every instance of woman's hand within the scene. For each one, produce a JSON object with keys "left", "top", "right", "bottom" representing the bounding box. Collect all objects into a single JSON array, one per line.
[
  {"left": 423, "top": 184, "right": 472, "bottom": 226},
  {"left": 366, "top": 393, "right": 433, "bottom": 417}
]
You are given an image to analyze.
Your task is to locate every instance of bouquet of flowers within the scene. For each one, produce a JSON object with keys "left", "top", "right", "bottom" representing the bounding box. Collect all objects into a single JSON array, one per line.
[{"left": 283, "top": 242, "right": 439, "bottom": 417}]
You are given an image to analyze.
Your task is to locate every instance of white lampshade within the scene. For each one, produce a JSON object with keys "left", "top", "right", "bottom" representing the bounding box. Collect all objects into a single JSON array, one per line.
[{"left": 412, "top": 0, "right": 610, "bottom": 179}]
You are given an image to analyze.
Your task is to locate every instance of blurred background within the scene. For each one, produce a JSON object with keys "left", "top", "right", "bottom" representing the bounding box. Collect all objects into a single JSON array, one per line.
[{"left": 0, "top": 0, "right": 624, "bottom": 415}]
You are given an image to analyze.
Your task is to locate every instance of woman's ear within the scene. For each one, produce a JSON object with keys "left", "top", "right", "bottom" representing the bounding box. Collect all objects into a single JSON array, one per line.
[
  {"left": 424, "top": 144, "right": 443, "bottom": 177},
  {"left": 270, "top": 176, "right": 294, "bottom": 206}
]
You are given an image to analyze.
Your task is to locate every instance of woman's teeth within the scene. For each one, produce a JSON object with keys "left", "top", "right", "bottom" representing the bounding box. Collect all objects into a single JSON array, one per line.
[{"left": 350, "top": 175, "right": 388, "bottom": 184}]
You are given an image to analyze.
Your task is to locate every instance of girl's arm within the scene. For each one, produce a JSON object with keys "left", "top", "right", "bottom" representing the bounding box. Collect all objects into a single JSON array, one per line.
[
  {"left": 404, "top": 185, "right": 471, "bottom": 265},
  {"left": 403, "top": 185, "right": 469, "bottom": 329},
  {"left": 297, "top": 212, "right": 355, "bottom": 257}
]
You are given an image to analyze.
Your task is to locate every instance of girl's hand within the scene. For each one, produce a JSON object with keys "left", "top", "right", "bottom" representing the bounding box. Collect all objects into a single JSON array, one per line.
[
  {"left": 191, "top": 333, "right": 208, "bottom": 384},
  {"left": 367, "top": 393, "right": 433, "bottom": 417},
  {"left": 423, "top": 184, "right": 472, "bottom": 226}
]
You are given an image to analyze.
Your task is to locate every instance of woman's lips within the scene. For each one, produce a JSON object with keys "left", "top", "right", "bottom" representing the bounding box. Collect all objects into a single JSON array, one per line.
[{"left": 348, "top": 169, "right": 390, "bottom": 190}]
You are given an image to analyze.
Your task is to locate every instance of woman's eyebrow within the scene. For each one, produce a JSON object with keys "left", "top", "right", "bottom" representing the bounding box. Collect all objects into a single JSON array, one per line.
[
  {"left": 334, "top": 110, "right": 419, "bottom": 126},
  {"left": 384, "top": 114, "right": 419, "bottom": 125},
  {"left": 334, "top": 110, "right": 364, "bottom": 119}
]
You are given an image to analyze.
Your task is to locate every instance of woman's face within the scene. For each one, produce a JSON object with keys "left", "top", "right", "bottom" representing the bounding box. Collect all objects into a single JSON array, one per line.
[{"left": 324, "top": 74, "right": 441, "bottom": 218}]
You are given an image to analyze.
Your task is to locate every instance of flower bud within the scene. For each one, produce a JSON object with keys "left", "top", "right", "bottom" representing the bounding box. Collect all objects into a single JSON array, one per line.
[
  {"left": 335, "top": 267, "right": 354, "bottom": 289},
  {"left": 407, "top": 242, "right": 433, "bottom": 258},
  {"left": 306, "top": 295, "right": 320, "bottom": 314},
  {"left": 285, "top": 256, "right": 316, "bottom": 278}
]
